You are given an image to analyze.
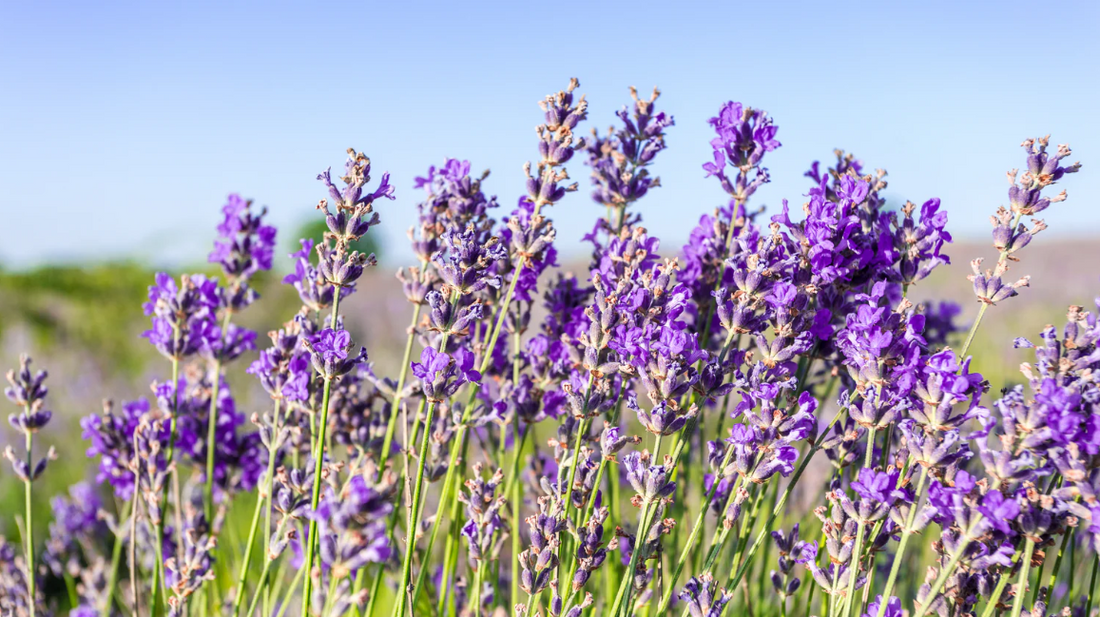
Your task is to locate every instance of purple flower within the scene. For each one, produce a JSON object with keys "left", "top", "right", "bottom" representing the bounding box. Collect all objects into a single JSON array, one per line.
[
  {"left": 585, "top": 86, "right": 673, "bottom": 213},
  {"left": 852, "top": 469, "right": 905, "bottom": 506},
  {"left": 863, "top": 595, "right": 902, "bottom": 617},
  {"left": 458, "top": 465, "right": 506, "bottom": 563},
  {"left": 283, "top": 239, "right": 335, "bottom": 312},
  {"left": 306, "top": 328, "right": 367, "bottom": 379},
  {"left": 702, "top": 101, "right": 778, "bottom": 201},
  {"left": 622, "top": 451, "right": 675, "bottom": 503},
  {"left": 141, "top": 273, "right": 220, "bottom": 360},
  {"left": 679, "top": 573, "right": 733, "bottom": 617},
  {"left": 208, "top": 193, "right": 277, "bottom": 309},
  {"left": 308, "top": 474, "right": 394, "bottom": 576},
  {"left": 411, "top": 347, "right": 480, "bottom": 402},
  {"left": 977, "top": 491, "right": 1020, "bottom": 536}
]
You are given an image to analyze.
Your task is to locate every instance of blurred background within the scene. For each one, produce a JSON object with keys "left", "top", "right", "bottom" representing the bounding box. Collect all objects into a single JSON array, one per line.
[{"left": 1, "top": 0, "right": 1099, "bottom": 530}]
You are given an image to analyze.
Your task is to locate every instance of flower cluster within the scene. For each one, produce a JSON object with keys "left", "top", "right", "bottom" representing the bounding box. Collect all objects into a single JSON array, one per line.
[{"left": 9, "top": 80, "right": 1098, "bottom": 617}]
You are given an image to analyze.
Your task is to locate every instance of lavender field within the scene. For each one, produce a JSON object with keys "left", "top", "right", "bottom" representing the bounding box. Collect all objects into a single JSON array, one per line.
[{"left": 2, "top": 73, "right": 1099, "bottom": 617}]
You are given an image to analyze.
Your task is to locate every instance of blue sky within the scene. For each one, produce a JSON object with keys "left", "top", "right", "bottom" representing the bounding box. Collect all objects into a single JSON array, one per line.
[{"left": 2, "top": 0, "right": 1098, "bottom": 269}]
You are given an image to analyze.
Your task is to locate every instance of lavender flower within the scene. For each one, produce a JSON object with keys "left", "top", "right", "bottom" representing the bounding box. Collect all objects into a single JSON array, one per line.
[
  {"left": 142, "top": 273, "right": 219, "bottom": 360},
  {"left": 306, "top": 328, "right": 368, "bottom": 380},
  {"left": 703, "top": 101, "right": 778, "bottom": 203},
  {"left": 678, "top": 574, "right": 733, "bottom": 617},
  {"left": 622, "top": 450, "right": 676, "bottom": 505},
  {"left": 518, "top": 494, "right": 567, "bottom": 595},
  {"left": 459, "top": 464, "right": 507, "bottom": 563},
  {"left": 309, "top": 472, "right": 394, "bottom": 578},
  {"left": 5, "top": 355, "right": 56, "bottom": 479},
  {"left": 208, "top": 193, "right": 276, "bottom": 310},
  {"left": 411, "top": 347, "right": 480, "bottom": 403},
  {"left": 770, "top": 524, "right": 816, "bottom": 599},
  {"left": 863, "top": 596, "right": 902, "bottom": 617}
]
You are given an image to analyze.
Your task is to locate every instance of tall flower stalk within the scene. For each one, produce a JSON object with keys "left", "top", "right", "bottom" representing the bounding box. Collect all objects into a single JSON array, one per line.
[{"left": 9, "top": 80, "right": 1097, "bottom": 617}]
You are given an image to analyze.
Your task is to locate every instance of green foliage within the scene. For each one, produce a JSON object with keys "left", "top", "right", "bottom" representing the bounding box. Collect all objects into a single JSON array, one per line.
[{"left": 0, "top": 262, "right": 157, "bottom": 375}]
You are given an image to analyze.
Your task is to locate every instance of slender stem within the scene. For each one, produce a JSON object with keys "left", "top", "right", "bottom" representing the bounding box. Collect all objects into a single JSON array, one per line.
[
  {"left": 472, "top": 561, "right": 486, "bottom": 617},
  {"left": 378, "top": 302, "right": 423, "bottom": 473},
  {"left": 525, "top": 588, "right": 541, "bottom": 617},
  {"left": 730, "top": 482, "right": 769, "bottom": 579},
  {"left": 23, "top": 429, "right": 36, "bottom": 617},
  {"left": 876, "top": 467, "right": 930, "bottom": 617},
  {"left": 204, "top": 307, "right": 234, "bottom": 521},
  {"left": 152, "top": 341, "right": 182, "bottom": 614},
  {"left": 1087, "top": 553, "right": 1099, "bottom": 617},
  {"left": 392, "top": 398, "right": 440, "bottom": 617},
  {"left": 242, "top": 556, "right": 275, "bottom": 617},
  {"left": 1042, "top": 525, "right": 1073, "bottom": 607},
  {"left": 805, "top": 573, "right": 817, "bottom": 617},
  {"left": 559, "top": 412, "right": 592, "bottom": 584},
  {"left": 428, "top": 468, "right": 465, "bottom": 615},
  {"left": 1009, "top": 539, "right": 1037, "bottom": 617},
  {"left": 129, "top": 484, "right": 141, "bottom": 617},
  {"left": 1067, "top": 525, "right": 1077, "bottom": 605},
  {"left": 102, "top": 499, "right": 130, "bottom": 617},
  {"left": 608, "top": 501, "right": 655, "bottom": 617},
  {"left": 300, "top": 287, "right": 344, "bottom": 614},
  {"left": 479, "top": 202, "right": 543, "bottom": 382},
  {"left": 203, "top": 359, "right": 222, "bottom": 521},
  {"left": 724, "top": 403, "right": 851, "bottom": 595},
  {"left": 913, "top": 515, "right": 987, "bottom": 617},
  {"left": 656, "top": 447, "right": 736, "bottom": 613},
  {"left": 275, "top": 565, "right": 306, "bottom": 617},
  {"left": 231, "top": 401, "right": 282, "bottom": 617},
  {"left": 959, "top": 303, "right": 989, "bottom": 359},
  {"left": 979, "top": 560, "right": 1016, "bottom": 617},
  {"left": 841, "top": 427, "right": 877, "bottom": 617},
  {"left": 511, "top": 422, "right": 526, "bottom": 607},
  {"left": 300, "top": 374, "right": 336, "bottom": 611}
]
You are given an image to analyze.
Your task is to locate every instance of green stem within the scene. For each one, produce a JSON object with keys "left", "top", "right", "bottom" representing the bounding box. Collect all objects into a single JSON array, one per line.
[
  {"left": 959, "top": 303, "right": 989, "bottom": 359},
  {"left": 23, "top": 429, "right": 36, "bottom": 617},
  {"left": 841, "top": 427, "right": 877, "bottom": 617},
  {"left": 429, "top": 468, "right": 465, "bottom": 615},
  {"left": 472, "top": 561, "right": 487, "bottom": 617},
  {"left": 1009, "top": 539, "right": 1037, "bottom": 617},
  {"left": 275, "top": 564, "right": 306, "bottom": 617},
  {"left": 656, "top": 447, "right": 736, "bottom": 613},
  {"left": 378, "top": 302, "right": 423, "bottom": 473},
  {"left": 876, "top": 467, "right": 929, "bottom": 617},
  {"left": 511, "top": 422, "right": 527, "bottom": 607},
  {"left": 979, "top": 561, "right": 1016, "bottom": 617},
  {"left": 204, "top": 307, "right": 234, "bottom": 522},
  {"left": 231, "top": 400, "right": 282, "bottom": 617},
  {"left": 151, "top": 342, "right": 182, "bottom": 615},
  {"left": 1067, "top": 525, "right": 1077, "bottom": 605},
  {"left": 913, "top": 515, "right": 987, "bottom": 617},
  {"left": 723, "top": 403, "right": 851, "bottom": 596},
  {"left": 525, "top": 588, "right": 541, "bottom": 617},
  {"left": 300, "top": 287, "right": 344, "bottom": 614},
  {"left": 392, "top": 398, "right": 439, "bottom": 617},
  {"left": 300, "top": 374, "right": 336, "bottom": 612},
  {"left": 102, "top": 499, "right": 130, "bottom": 617},
  {"left": 1042, "top": 525, "right": 1073, "bottom": 607},
  {"left": 608, "top": 501, "right": 655, "bottom": 617},
  {"left": 1086, "top": 553, "right": 1099, "bottom": 617},
  {"left": 202, "top": 357, "right": 222, "bottom": 520}
]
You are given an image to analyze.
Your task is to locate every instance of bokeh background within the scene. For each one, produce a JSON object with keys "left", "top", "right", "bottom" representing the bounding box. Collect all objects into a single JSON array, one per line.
[{"left": 2, "top": 0, "right": 1099, "bottom": 544}]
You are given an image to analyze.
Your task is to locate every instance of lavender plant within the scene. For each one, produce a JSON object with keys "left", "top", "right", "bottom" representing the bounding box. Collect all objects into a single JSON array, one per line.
[{"left": 2, "top": 79, "right": 1094, "bottom": 617}]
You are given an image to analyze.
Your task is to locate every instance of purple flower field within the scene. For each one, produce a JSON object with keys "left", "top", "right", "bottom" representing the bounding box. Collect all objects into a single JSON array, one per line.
[{"left": 4, "top": 79, "right": 1098, "bottom": 617}]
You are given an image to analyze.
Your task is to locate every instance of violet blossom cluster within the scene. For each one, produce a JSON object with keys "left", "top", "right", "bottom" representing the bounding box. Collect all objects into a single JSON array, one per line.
[{"left": 7, "top": 78, "right": 1098, "bottom": 617}]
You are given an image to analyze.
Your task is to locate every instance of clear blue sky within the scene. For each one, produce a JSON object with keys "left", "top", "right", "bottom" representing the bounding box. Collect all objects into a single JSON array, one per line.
[{"left": 2, "top": 0, "right": 1098, "bottom": 269}]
